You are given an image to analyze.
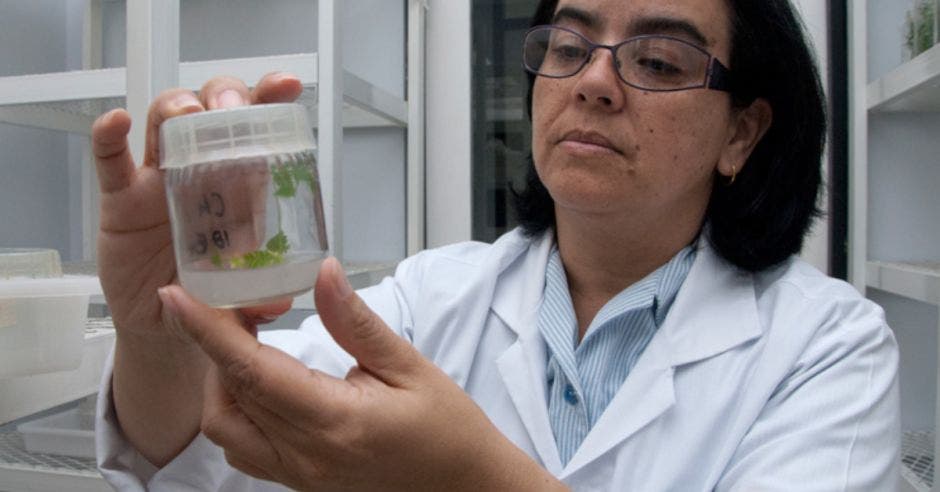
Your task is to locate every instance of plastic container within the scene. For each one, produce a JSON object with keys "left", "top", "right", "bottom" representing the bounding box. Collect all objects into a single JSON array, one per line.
[
  {"left": 0, "top": 249, "right": 101, "bottom": 378},
  {"left": 160, "top": 103, "right": 328, "bottom": 308},
  {"left": 17, "top": 406, "right": 95, "bottom": 458},
  {"left": 0, "top": 248, "right": 62, "bottom": 278}
]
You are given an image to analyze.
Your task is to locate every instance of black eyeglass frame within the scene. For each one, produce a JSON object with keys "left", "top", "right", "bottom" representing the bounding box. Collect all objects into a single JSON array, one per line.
[{"left": 522, "top": 24, "right": 734, "bottom": 93}]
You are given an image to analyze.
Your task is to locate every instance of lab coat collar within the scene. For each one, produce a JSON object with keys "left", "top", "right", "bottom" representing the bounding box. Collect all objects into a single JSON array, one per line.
[
  {"left": 658, "top": 239, "right": 763, "bottom": 368},
  {"left": 563, "top": 239, "right": 762, "bottom": 475},
  {"left": 491, "top": 231, "right": 563, "bottom": 472},
  {"left": 490, "top": 230, "right": 763, "bottom": 477}
]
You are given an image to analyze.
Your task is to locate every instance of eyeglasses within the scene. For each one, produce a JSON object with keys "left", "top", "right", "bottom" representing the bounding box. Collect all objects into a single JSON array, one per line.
[{"left": 522, "top": 25, "right": 733, "bottom": 93}]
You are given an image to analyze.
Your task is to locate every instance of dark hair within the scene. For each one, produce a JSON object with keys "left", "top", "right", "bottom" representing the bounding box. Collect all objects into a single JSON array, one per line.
[{"left": 513, "top": 0, "right": 826, "bottom": 272}]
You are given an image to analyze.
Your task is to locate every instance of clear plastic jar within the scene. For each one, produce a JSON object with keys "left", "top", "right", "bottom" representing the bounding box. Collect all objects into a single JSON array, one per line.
[{"left": 160, "top": 103, "right": 328, "bottom": 307}]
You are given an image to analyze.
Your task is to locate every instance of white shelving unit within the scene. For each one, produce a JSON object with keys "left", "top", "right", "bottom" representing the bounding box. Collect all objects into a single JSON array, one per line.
[
  {"left": 849, "top": 1, "right": 940, "bottom": 490},
  {"left": 0, "top": 1, "right": 426, "bottom": 488},
  {"left": 0, "top": 320, "right": 114, "bottom": 492}
]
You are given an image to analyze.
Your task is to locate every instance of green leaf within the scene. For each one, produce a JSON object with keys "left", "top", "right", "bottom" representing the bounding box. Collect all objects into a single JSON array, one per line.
[
  {"left": 272, "top": 163, "right": 296, "bottom": 198},
  {"left": 211, "top": 252, "right": 223, "bottom": 267},
  {"left": 266, "top": 231, "right": 289, "bottom": 254},
  {"left": 239, "top": 249, "right": 284, "bottom": 269},
  {"left": 291, "top": 162, "right": 315, "bottom": 194}
]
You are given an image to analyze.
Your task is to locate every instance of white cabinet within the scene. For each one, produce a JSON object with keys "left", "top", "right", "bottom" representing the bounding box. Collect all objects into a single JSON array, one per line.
[
  {"left": 0, "top": 1, "right": 425, "bottom": 488},
  {"left": 848, "top": 1, "right": 940, "bottom": 490}
]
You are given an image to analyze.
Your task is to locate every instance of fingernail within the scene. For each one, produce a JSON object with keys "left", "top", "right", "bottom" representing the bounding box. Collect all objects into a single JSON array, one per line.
[
  {"left": 157, "top": 286, "right": 179, "bottom": 316},
  {"left": 332, "top": 260, "right": 353, "bottom": 298},
  {"left": 172, "top": 93, "right": 201, "bottom": 112},
  {"left": 216, "top": 89, "right": 244, "bottom": 108}
]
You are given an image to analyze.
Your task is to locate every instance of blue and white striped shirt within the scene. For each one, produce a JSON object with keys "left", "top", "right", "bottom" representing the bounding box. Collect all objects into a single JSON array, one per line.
[{"left": 538, "top": 244, "right": 696, "bottom": 464}]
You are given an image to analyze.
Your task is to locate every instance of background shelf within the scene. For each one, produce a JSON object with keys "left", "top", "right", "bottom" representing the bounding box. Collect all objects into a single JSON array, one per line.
[
  {"left": 902, "top": 429, "right": 934, "bottom": 492},
  {"left": 868, "top": 43, "right": 940, "bottom": 112},
  {"left": 0, "top": 53, "right": 406, "bottom": 135},
  {"left": 867, "top": 261, "right": 940, "bottom": 306}
]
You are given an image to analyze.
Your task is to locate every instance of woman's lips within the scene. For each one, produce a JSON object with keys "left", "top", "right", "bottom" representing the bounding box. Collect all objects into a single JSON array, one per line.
[{"left": 558, "top": 130, "right": 622, "bottom": 155}]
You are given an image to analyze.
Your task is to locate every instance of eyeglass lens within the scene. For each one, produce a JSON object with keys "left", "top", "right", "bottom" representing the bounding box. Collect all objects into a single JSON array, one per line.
[{"left": 524, "top": 26, "right": 711, "bottom": 91}]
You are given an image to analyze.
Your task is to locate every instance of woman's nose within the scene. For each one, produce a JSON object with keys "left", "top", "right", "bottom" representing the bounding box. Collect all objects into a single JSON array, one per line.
[{"left": 573, "top": 49, "right": 625, "bottom": 110}]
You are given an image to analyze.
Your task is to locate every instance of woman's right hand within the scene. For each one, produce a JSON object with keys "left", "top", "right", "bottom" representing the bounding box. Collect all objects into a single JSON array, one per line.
[
  {"left": 92, "top": 73, "right": 303, "bottom": 344},
  {"left": 92, "top": 72, "right": 305, "bottom": 467}
]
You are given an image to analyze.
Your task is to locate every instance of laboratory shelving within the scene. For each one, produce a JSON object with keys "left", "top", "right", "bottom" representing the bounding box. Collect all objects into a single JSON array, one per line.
[
  {"left": 849, "top": 1, "right": 940, "bottom": 490},
  {"left": 0, "top": 54, "right": 408, "bottom": 135},
  {"left": 0, "top": 319, "right": 113, "bottom": 492},
  {"left": 0, "top": 0, "right": 426, "bottom": 263},
  {"left": 0, "top": 1, "right": 426, "bottom": 489}
]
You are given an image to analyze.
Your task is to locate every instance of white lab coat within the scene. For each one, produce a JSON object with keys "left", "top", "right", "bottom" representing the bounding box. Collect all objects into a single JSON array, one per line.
[{"left": 96, "top": 229, "right": 900, "bottom": 491}]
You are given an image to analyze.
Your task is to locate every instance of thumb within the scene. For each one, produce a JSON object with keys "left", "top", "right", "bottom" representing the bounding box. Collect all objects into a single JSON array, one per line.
[{"left": 314, "top": 257, "right": 421, "bottom": 386}]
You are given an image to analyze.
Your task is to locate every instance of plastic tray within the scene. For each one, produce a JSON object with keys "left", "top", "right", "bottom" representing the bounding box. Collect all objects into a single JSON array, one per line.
[{"left": 17, "top": 407, "right": 95, "bottom": 459}]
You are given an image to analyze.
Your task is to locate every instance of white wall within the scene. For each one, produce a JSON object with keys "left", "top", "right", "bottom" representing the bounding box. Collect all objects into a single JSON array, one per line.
[
  {"left": 0, "top": 1, "right": 86, "bottom": 261},
  {"left": 426, "top": 0, "right": 473, "bottom": 247},
  {"left": 792, "top": 0, "right": 831, "bottom": 273}
]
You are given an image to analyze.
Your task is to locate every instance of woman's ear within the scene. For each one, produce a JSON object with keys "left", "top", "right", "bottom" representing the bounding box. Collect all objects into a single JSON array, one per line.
[{"left": 717, "top": 98, "right": 773, "bottom": 179}]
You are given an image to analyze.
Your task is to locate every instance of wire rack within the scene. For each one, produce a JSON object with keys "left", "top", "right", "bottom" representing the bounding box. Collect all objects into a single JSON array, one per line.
[
  {"left": 902, "top": 429, "right": 934, "bottom": 491},
  {"left": 0, "top": 430, "right": 98, "bottom": 476}
]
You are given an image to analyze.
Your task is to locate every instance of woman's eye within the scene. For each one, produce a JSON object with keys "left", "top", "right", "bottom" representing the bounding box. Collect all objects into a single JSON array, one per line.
[
  {"left": 552, "top": 44, "right": 587, "bottom": 60},
  {"left": 637, "top": 58, "right": 682, "bottom": 76}
]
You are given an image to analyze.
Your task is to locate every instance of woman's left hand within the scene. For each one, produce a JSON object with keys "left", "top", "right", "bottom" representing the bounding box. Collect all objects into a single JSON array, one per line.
[{"left": 157, "top": 257, "right": 566, "bottom": 492}]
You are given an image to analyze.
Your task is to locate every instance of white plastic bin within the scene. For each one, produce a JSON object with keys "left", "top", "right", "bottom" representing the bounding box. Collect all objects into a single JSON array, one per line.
[{"left": 0, "top": 275, "right": 101, "bottom": 378}]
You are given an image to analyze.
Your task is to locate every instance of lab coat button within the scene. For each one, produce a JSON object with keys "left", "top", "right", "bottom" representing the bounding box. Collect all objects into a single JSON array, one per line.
[{"left": 564, "top": 384, "right": 579, "bottom": 405}]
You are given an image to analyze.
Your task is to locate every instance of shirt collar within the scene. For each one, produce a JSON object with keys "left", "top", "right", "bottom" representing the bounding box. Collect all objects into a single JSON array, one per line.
[{"left": 545, "top": 242, "right": 697, "bottom": 339}]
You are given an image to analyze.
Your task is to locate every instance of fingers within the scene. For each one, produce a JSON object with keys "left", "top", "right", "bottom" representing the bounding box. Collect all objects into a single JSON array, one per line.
[
  {"left": 158, "top": 284, "right": 346, "bottom": 422},
  {"left": 313, "top": 257, "right": 422, "bottom": 387},
  {"left": 157, "top": 285, "right": 258, "bottom": 373},
  {"left": 92, "top": 109, "right": 136, "bottom": 194},
  {"left": 224, "top": 451, "right": 276, "bottom": 482},
  {"left": 201, "top": 365, "right": 281, "bottom": 479},
  {"left": 199, "top": 75, "right": 252, "bottom": 110},
  {"left": 143, "top": 89, "right": 204, "bottom": 168},
  {"left": 251, "top": 72, "right": 304, "bottom": 104}
]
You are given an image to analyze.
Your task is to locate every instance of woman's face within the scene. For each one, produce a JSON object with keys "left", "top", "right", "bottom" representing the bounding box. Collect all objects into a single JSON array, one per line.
[{"left": 532, "top": 0, "right": 739, "bottom": 226}]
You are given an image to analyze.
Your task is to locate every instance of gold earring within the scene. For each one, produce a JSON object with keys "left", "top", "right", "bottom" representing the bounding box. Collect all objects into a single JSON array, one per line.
[{"left": 727, "top": 165, "right": 737, "bottom": 186}]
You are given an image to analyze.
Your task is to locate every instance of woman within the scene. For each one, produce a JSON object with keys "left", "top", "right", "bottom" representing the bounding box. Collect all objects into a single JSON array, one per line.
[{"left": 94, "top": 0, "right": 899, "bottom": 490}]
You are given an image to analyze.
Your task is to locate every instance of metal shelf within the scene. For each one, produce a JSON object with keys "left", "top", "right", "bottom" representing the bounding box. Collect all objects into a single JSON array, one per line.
[
  {"left": 0, "top": 52, "right": 407, "bottom": 134},
  {"left": 868, "top": 43, "right": 940, "bottom": 112},
  {"left": 0, "top": 429, "right": 107, "bottom": 492},
  {"left": 902, "top": 429, "right": 934, "bottom": 492},
  {"left": 866, "top": 261, "right": 940, "bottom": 305}
]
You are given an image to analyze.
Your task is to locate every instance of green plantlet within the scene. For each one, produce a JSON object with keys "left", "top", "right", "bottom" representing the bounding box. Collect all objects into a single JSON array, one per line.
[
  {"left": 905, "top": 0, "right": 937, "bottom": 58},
  {"left": 266, "top": 230, "right": 289, "bottom": 255},
  {"left": 213, "top": 153, "right": 317, "bottom": 270},
  {"left": 272, "top": 162, "right": 297, "bottom": 198}
]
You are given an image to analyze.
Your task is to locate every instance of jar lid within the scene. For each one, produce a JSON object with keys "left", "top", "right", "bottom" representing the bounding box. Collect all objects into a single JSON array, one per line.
[{"left": 159, "top": 103, "right": 316, "bottom": 169}]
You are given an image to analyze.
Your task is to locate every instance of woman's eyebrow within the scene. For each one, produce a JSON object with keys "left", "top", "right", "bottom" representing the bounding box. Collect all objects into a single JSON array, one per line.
[
  {"left": 552, "top": 6, "right": 602, "bottom": 29},
  {"left": 628, "top": 16, "right": 710, "bottom": 46}
]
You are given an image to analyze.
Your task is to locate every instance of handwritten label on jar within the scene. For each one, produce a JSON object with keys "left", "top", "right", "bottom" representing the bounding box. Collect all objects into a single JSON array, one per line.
[{"left": 168, "top": 159, "right": 270, "bottom": 265}]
